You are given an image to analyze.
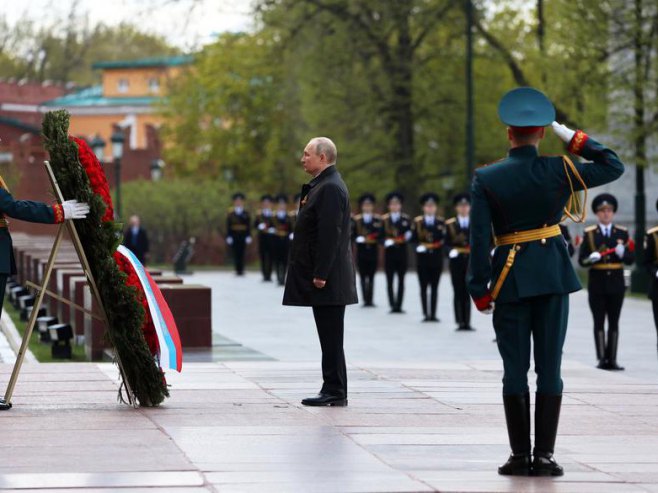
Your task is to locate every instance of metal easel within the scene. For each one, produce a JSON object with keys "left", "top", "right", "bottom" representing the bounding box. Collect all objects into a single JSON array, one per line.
[{"left": 0, "top": 161, "right": 136, "bottom": 409}]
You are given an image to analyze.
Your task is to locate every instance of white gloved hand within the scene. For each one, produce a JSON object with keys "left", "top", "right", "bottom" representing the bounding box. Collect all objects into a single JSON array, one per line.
[
  {"left": 257, "top": 223, "right": 266, "bottom": 231},
  {"left": 62, "top": 200, "right": 90, "bottom": 220},
  {"left": 267, "top": 227, "right": 276, "bottom": 234},
  {"left": 448, "top": 248, "right": 459, "bottom": 259},
  {"left": 615, "top": 243, "right": 625, "bottom": 259},
  {"left": 245, "top": 236, "right": 253, "bottom": 245},
  {"left": 404, "top": 230, "right": 413, "bottom": 241},
  {"left": 655, "top": 270, "right": 658, "bottom": 279},
  {"left": 551, "top": 121, "right": 576, "bottom": 144},
  {"left": 355, "top": 235, "right": 366, "bottom": 244},
  {"left": 490, "top": 248, "right": 496, "bottom": 257},
  {"left": 289, "top": 233, "right": 294, "bottom": 241},
  {"left": 416, "top": 245, "right": 427, "bottom": 253},
  {"left": 384, "top": 239, "right": 395, "bottom": 248},
  {"left": 588, "top": 251, "right": 602, "bottom": 264},
  {"left": 226, "top": 236, "right": 234, "bottom": 246}
]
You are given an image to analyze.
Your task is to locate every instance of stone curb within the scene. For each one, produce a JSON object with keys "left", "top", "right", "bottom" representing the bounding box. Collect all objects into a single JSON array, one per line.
[{"left": 0, "top": 311, "right": 37, "bottom": 364}]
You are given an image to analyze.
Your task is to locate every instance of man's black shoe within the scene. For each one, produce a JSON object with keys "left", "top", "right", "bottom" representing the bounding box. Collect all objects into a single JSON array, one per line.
[
  {"left": 532, "top": 452, "right": 564, "bottom": 476},
  {"left": 301, "top": 394, "right": 348, "bottom": 407},
  {"left": 428, "top": 317, "right": 439, "bottom": 322},
  {"left": 498, "top": 453, "right": 531, "bottom": 476}
]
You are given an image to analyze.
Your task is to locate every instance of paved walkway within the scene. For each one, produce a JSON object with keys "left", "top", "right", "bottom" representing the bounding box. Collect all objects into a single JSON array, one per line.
[{"left": 0, "top": 271, "right": 657, "bottom": 492}]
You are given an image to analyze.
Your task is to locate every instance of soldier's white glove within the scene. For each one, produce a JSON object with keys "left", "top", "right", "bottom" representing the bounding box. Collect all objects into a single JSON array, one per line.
[
  {"left": 416, "top": 245, "right": 427, "bottom": 253},
  {"left": 655, "top": 270, "right": 658, "bottom": 279},
  {"left": 246, "top": 236, "right": 253, "bottom": 245},
  {"left": 482, "top": 302, "right": 495, "bottom": 315},
  {"left": 62, "top": 200, "right": 90, "bottom": 220},
  {"left": 615, "top": 243, "right": 625, "bottom": 258},
  {"left": 267, "top": 227, "right": 276, "bottom": 234},
  {"left": 490, "top": 248, "right": 496, "bottom": 257},
  {"left": 355, "top": 235, "right": 366, "bottom": 244},
  {"left": 551, "top": 121, "right": 576, "bottom": 143},
  {"left": 257, "top": 223, "right": 266, "bottom": 231},
  {"left": 226, "top": 236, "right": 234, "bottom": 246},
  {"left": 404, "top": 230, "right": 413, "bottom": 241},
  {"left": 448, "top": 248, "right": 459, "bottom": 259},
  {"left": 588, "top": 251, "right": 602, "bottom": 264},
  {"left": 384, "top": 239, "right": 395, "bottom": 248},
  {"left": 289, "top": 233, "right": 294, "bottom": 241}
]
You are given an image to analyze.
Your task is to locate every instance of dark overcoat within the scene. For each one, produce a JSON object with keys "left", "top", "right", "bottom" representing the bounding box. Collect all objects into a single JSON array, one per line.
[{"left": 283, "top": 165, "right": 358, "bottom": 307}]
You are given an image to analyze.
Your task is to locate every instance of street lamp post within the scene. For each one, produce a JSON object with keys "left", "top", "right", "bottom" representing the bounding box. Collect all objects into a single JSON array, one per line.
[
  {"left": 150, "top": 158, "right": 165, "bottom": 181},
  {"left": 465, "top": 0, "right": 475, "bottom": 184},
  {"left": 90, "top": 134, "right": 106, "bottom": 163},
  {"left": 111, "top": 129, "right": 125, "bottom": 220},
  {"left": 631, "top": 165, "right": 648, "bottom": 293}
]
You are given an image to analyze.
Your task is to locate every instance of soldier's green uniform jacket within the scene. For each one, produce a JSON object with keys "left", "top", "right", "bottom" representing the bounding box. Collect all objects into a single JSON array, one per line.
[
  {"left": 0, "top": 187, "right": 64, "bottom": 275},
  {"left": 467, "top": 132, "right": 625, "bottom": 304}
]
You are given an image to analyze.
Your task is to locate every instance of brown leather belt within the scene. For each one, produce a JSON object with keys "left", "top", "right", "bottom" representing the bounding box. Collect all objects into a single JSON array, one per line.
[{"left": 591, "top": 263, "right": 623, "bottom": 270}]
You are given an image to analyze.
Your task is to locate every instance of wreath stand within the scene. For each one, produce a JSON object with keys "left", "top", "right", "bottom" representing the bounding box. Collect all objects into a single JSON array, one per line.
[{"left": 0, "top": 161, "right": 136, "bottom": 410}]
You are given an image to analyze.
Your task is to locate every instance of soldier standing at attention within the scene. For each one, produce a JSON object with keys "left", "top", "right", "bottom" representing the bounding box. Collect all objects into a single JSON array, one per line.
[
  {"left": 446, "top": 193, "right": 474, "bottom": 331},
  {"left": 352, "top": 194, "right": 381, "bottom": 307},
  {"left": 412, "top": 193, "right": 445, "bottom": 323},
  {"left": 380, "top": 192, "right": 412, "bottom": 313},
  {"left": 644, "top": 199, "right": 658, "bottom": 357},
  {"left": 254, "top": 194, "right": 275, "bottom": 282},
  {"left": 578, "top": 194, "right": 634, "bottom": 371},
  {"left": 468, "top": 87, "right": 624, "bottom": 477},
  {"left": 272, "top": 194, "right": 293, "bottom": 286},
  {"left": 225, "top": 192, "right": 252, "bottom": 276}
]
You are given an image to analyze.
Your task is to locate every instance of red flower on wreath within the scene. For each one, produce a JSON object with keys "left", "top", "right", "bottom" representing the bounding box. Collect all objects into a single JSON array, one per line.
[{"left": 71, "top": 136, "right": 114, "bottom": 222}]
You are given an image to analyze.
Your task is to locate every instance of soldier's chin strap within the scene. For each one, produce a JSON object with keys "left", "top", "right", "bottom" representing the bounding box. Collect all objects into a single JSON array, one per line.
[{"left": 561, "top": 155, "right": 587, "bottom": 223}]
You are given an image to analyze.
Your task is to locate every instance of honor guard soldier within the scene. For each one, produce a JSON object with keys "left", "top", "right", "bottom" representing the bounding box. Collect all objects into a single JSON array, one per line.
[
  {"left": 578, "top": 193, "right": 634, "bottom": 371},
  {"left": 467, "top": 87, "right": 624, "bottom": 477},
  {"left": 352, "top": 193, "right": 382, "bottom": 306},
  {"left": 644, "top": 199, "right": 658, "bottom": 356},
  {"left": 225, "top": 192, "right": 252, "bottom": 276},
  {"left": 412, "top": 192, "right": 445, "bottom": 322},
  {"left": 272, "top": 194, "right": 293, "bottom": 286},
  {"left": 446, "top": 193, "right": 473, "bottom": 331},
  {"left": 380, "top": 192, "right": 412, "bottom": 313},
  {"left": 254, "top": 194, "right": 275, "bottom": 282}
]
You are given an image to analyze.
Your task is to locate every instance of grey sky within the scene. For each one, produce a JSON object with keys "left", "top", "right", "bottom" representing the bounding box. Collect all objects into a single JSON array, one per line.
[{"left": 0, "top": 0, "right": 254, "bottom": 50}]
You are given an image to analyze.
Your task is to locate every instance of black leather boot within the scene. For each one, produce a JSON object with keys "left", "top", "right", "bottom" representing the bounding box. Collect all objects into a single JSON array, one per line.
[
  {"left": 606, "top": 331, "right": 624, "bottom": 371},
  {"left": 533, "top": 394, "right": 564, "bottom": 477},
  {"left": 594, "top": 330, "right": 607, "bottom": 368},
  {"left": 498, "top": 393, "right": 531, "bottom": 476}
]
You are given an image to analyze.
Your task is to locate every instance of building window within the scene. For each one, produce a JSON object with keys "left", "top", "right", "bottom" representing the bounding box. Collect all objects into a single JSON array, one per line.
[
  {"left": 148, "top": 77, "right": 160, "bottom": 93},
  {"left": 117, "top": 79, "right": 129, "bottom": 93}
]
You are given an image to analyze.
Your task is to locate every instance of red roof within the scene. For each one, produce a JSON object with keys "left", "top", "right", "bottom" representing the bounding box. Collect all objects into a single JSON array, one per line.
[{"left": 0, "top": 80, "right": 69, "bottom": 104}]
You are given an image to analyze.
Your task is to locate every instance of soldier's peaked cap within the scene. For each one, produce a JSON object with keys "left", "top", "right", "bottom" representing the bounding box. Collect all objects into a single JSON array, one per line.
[
  {"left": 592, "top": 193, "right": 618, "bottom": 213},
  {"left": 358, "top": 193, "right": 376, "bottom": 205},
  {"left": 498, "top": 87, "right": 556, "bottom": 127},
  {"left": 260, "top": 194, "right": 274, "bottom": 202},
  {"left": 275, "top": 193, "right": 288, "bottom": 203},
  {"left": 385, "top": 191, "right": 404, "bottom": 203},
  {"left": 420, "top": 192, "right": 439, "bottom": 205},
  {"left": 232, "top": 192, "right": 246, "bottom": 201},
  {"left": 453, "top": 192, "right": 471, "bottom": 206}
]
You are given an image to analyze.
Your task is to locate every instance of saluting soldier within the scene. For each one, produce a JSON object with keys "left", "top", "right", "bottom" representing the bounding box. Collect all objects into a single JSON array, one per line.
[
  {"left": 380, "top": 192, "right": 412, "bottom": 313},
  {"left": 272, "top": 193, "right": 294, "bottom": 286},
  {"left": 225, "top": 192, "right": 252, "bottom": 276},
  {"left": 412, "top": 192, "right": 445, "bottom": 323},
  {"left": 254, "top": 194, "right": 275, "bottom": 282},
  {"left": 578, "top": 193, "right": 634, "bottom": 371},
  {"left": 467, "top": 87, "right": 624, "bottom": 476},
  {"left": 446, "top": 193, "right": 473, "bottom": 331},
  {"left": 352, "top": 193, "right": 382, "bottom": 307},
  {"left": 644, "top": 198, "right": 658, "bottom": 356}
]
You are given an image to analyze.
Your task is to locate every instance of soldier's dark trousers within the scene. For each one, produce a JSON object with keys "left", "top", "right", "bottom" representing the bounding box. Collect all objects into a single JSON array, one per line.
[
  {"left": 652, "top": 296, "right": 658, "bottom": 351},
  {"left": 449, "top": 257, "right": 470, "bottom": 328},
  {"left": 385, "top": 247, "right": 407, "bottom": 310},
  {"left": 417, "top": 265, "right": 441, "bottom": 319},
  {"left": 493, "top": 294, "right": 568, "bottom": 395},
  {"left": 273, "top": 238, "right": 289, "bottom": 285},
  {"left": 231, "top": 239, "right": 246, "bottom": 275},
  {"left": 357, "top": 254, "right": 377, "bottom": 306},
  {"left": 588, "top": 291, "right": 624, "bottom": 359},
  {"left": 312, "top": 305, "right": 347, "bottom": 398},
  {"left": 258, "top": 234, "right": 273, "bottom": 281}
]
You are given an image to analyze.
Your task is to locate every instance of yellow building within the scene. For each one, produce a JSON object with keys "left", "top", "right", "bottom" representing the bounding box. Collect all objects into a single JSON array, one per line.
[{"left": 42, "top": 56, "right": 192, "bottom": 158}]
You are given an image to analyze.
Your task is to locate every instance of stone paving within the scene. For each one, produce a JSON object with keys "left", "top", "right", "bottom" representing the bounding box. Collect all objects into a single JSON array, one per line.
[{"left": 0, "top": 271, "right": 657, "bottom": 492}]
